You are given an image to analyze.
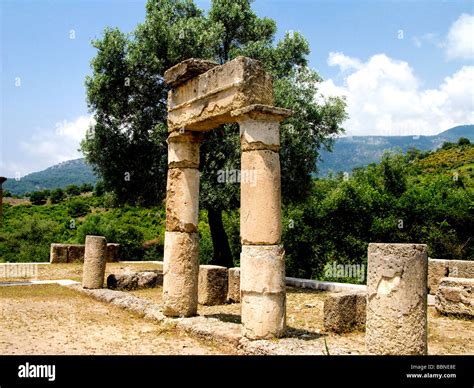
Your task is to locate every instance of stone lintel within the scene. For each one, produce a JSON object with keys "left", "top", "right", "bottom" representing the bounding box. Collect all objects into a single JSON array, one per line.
[
  {"left": 232, "top": 104, "right": 292, "bottom": 122},
  {"left": 167, "top": 57, "right": 274, "bottom": 132},
  {"left": 164, "top": 58, "right": 218, "bottom": 89}
]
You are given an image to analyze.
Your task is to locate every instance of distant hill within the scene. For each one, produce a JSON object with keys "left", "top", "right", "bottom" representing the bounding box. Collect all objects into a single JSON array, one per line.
[
  {"left": 4, "top": 159, "right": 97, "bottom": 195},
  {"left": 318, "top": 125, "right": 474, "bottom": 175},
  {"left": 3, "top": 125, "right": 473, "bottom": 195}
]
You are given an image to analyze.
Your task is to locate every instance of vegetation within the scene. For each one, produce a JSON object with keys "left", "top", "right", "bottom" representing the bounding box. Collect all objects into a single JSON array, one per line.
[{"left": 1, "top": 143, "right": 472, "bottom": 283}]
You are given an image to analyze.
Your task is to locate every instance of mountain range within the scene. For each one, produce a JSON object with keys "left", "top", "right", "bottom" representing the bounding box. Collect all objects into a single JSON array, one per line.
[
  {"left": 3, "top": 125, "right": 473, "bottom": 195},
  {"left": 317, "top": 125, "right": 473, "bottom": 175},
  {"left": 3, "top": 159, "right": 97, "bottom": 195}
]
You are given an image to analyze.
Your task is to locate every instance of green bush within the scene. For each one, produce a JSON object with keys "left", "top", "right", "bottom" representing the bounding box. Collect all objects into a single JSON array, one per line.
[
  {"left": 67, "top": 198, "right": 91, "bottom": 218},
  {"left": 0, "top": 215, "right": 62, "bottom": 262},
  {"left": 29, "top": 191, "right": 47, "bottom": 205},
  {"left": 65, "top": 184, "right": 81, "bottom": 196},
  {"left": 50, "top": 188, "right": 65, "bottom": 204},
  {"left": 75, "top": 214, "right": 145, "bottom": 260},
  {"left": 80, "top": 183, "right": 94, "bottom": 193}
]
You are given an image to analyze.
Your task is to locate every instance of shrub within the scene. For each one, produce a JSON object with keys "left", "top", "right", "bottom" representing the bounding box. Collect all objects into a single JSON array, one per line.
[
  {"left": 67, "top": 198, "right": 91, "bottom": 218},
  {"left": 94, "top": 180, "right": 105, "bottom": 196},
  {"left": 75, "top": 214, "right": 145, "bottom": 260},
  {"left": 50, "top": 188, "right": 65, "bottom": 204},
  {"left": 29, "top": 191, "right": 47, "bottom": 205},
  {"left": 0, "top": 216, "right": 62, "bottom": 262},
  {"left": 80, "top": 183, "right": 94, "bottom": 193},
  {"left": 65, "top": 184, "right": 81, "bottom": 196}
]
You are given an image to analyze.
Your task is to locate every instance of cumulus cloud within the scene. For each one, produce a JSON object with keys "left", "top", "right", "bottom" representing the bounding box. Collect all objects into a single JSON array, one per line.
[
  {"left": 327, "top": 52, "right": 362, "bottom": 71},
  {"left": 445, "top": 13, "right": 474, "bottom": 60},
  {"left": 318, "top": 52, "right": 474, "bottom": 136},
  {"left": 3, "top": 115, "right": 94, "bottom": 177}
]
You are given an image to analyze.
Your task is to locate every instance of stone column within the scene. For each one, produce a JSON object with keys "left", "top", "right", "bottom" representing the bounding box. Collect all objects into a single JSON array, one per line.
[
  {"left": 163, "top": 131, "right": 202, "bottom": 317},
  {"left": 233, "top": 105, "right": 291, "bottom": 339},
  {"left": 82, "top": 235, "right": 107, "bottom": 289},
  {"left": 366, "top": 243, "right": 428, "bottom": 355}
]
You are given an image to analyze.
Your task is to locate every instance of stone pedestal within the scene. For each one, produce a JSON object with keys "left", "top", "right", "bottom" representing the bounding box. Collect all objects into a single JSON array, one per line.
[
  {"left": 82, "top": 235, "right": 107, "bottom": 289},
  {"left": 162, "top": 132, "right": 202, "bottom": 317},
  {"left": 198, "top": 265, "right": 228, "bottom": 305},
  {"left": 366, "top": 243, "right": 428, "bottom": 355},
  {"left": 235, "top": 105, "right": 291, "bottom": 339},
  {"left": 324, "top": 292, "right": 366, "bottom": 333}
]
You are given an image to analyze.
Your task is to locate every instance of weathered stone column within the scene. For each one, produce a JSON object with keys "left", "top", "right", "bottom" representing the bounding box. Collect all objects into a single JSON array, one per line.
[
  {"left": 366, "top": 243, "right": 428, "bottom": 355},
  {"left": 82, "top": 235, "right": 107, "bottom": 289},
  {"left": 233, "top": 104, "right": 291, "bottom": 339},
  {"left": 162, "top": 131, "right": 202, "bottom": 317}
]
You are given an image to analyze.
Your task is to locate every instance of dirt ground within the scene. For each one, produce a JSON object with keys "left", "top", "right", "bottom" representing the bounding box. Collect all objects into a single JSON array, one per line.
[
  {"left": 132, "top": 286, "right": 474, "bottom": 355},
  {"left": 0, "top": 284, "right": 234, "bottom": 355},
  {"left": 1, "top": 263, "right": 472, "bottom": 355}
]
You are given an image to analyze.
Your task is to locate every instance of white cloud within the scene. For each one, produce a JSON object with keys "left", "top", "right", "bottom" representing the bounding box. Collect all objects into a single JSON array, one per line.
[
  {"left": 445, "top": 13, "right": 474, "bottom": 60},
  {"left": 319, "top": 52, "right": 474, "bottom": 136},
  {"left": 327, "top": 51, "right": 362, "bottom": 72},
  {"left": 2, "top": 115, "right": 94, "bottom": 177}
]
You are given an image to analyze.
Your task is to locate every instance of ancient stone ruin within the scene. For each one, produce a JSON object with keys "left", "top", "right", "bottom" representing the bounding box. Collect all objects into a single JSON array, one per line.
[
  {"left": 162, "top": 57, "right": 291, "bottom": 339},
  {"left": 50, "top": 243, "right": 120, "bottom": 263},
  {"left": 366, "top": 243, "right": 428, "bottom": 355},
  {"left": 82, "top": 235, "right": 107, "bottom": 289}
]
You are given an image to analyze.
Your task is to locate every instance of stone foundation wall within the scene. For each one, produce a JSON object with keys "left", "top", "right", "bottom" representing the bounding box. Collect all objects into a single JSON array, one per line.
[
  {"left": 435, "top": 277, "right": 474, "bottom": 317},
  {"left": 428, "top": 258, "right": 474, "bottom": 295},
  {"left": 50, "top": 243, "right": 120, "bottom": 263}
]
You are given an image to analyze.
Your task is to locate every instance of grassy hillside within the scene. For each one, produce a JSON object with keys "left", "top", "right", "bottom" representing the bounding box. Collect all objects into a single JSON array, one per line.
[{"left": 415, "top": 145, "right": 474, "bottom": 173}]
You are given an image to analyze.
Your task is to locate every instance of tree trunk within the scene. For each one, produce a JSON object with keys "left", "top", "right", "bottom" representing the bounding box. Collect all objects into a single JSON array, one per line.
[{"left": 207, "top": 208, "right": 234, "bottom": 268}]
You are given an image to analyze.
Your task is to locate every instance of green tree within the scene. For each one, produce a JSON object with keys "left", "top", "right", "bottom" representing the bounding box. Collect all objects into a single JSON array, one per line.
[
  {"left": 82, "top": 0, "right": 347, "bottom": 267},
  {"left": 80, "top": 183, "right": 94, "bottom": 193},
  {"left": 50, "top": 188, "right": 65, "bottom": 204},
  {"left": 29, "top": 191, "right": 47, "bottom": 205},
  {"left": 67, "top": 198, "right": 91, "bottom": 218},
  {"left": 458, "top": 137, "right": 470, "bottom": 146},
  {"left": 65, "top": 184, "right": 81, "bottom": 196},
  {"left": 94, "top": 180, "right": 106, "bottom": 196},
  {"left": 441, "top": 141, "right": 455, "bottom": 150},
  {"left": 0, "top": 216, "right": 62, "bottom": 262}
]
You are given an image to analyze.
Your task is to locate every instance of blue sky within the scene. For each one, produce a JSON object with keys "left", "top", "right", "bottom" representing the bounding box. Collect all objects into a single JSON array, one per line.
[{"left": 1, "top": 0, "right": 473, "bottom": 177}]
